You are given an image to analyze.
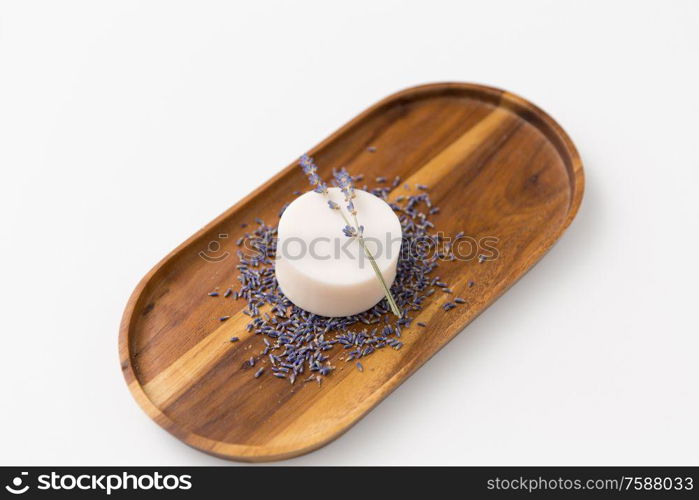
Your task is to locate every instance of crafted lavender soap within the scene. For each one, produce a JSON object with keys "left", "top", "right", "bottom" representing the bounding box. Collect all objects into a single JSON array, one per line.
[{"left": 275, "top": 187, "right": 402, "bottom": 317}]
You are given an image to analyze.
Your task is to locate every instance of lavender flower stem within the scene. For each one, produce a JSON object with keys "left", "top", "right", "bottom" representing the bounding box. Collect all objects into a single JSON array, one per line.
[
  {"left": 358, "top": 236, "right": 401, "bottom": 317},
  {"left": 341, "top": 211, "right": 401, "bottom": 317}
]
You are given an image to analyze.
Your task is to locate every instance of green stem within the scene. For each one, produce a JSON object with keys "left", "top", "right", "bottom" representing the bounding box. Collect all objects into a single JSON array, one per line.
[
  {"left": 357, "top": 236, "right": 401, "bottom": 317},
  {"left": 339, "top": 211, "right": 401, "bottom": 317}
]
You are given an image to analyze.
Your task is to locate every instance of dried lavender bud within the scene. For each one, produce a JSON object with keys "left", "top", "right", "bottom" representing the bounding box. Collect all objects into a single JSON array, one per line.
[
  {"left": 300, "top": 155, "right": 328, "bottom": 194},
  {"left": 342, "top": 225, "right": 357, "bottom": 238}
]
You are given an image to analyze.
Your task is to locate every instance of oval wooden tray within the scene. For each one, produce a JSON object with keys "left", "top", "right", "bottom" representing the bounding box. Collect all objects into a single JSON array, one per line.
[{"left": 119, "top": 82, "right": 584, "bottom": 462}]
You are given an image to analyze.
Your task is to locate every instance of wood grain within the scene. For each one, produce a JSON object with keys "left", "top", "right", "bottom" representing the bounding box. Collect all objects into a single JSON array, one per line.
[{"left": 119, "top": 82, "right": 584, "bottom": 461}]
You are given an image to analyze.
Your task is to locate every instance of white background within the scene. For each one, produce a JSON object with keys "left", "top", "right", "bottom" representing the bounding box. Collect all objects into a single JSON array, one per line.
[{"left": 1, "top": 0, "right": 698, "bottom": 466}]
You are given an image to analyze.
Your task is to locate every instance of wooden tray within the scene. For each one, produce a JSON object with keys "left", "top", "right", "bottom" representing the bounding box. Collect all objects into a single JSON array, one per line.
[{"left": 119, "top": 82, "right": 584, "bottom": 462}]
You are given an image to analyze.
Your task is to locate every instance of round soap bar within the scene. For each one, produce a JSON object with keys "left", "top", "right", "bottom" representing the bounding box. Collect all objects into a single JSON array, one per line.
[{"left": 276, "top": 187, "right": 402, "bottom": 317}]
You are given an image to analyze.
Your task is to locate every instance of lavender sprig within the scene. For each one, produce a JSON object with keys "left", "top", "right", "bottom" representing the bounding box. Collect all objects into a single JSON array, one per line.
[
  {"left": 334, "top": 167, "right": 401, "bottom": 316},
  {"left": 299, "top": 157, "right": 401, "bottom": 317},
  {"left": 300, "top": 154, "right": 328, "bottom": 194}
]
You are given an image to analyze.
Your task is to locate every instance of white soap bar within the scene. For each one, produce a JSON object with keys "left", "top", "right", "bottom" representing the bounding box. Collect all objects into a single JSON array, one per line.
[{"left": 276, "top": 187, "right": 402, "bottom": 317}]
